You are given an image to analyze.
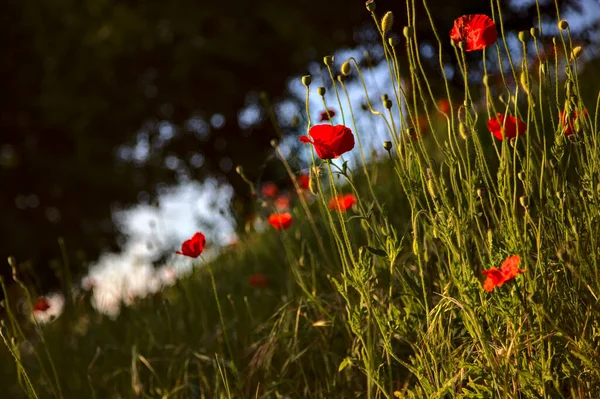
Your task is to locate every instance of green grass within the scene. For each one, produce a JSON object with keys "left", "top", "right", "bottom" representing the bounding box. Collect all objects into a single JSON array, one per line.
[{"left": 3, "top": 1, "right": 600, "bottom": 398}]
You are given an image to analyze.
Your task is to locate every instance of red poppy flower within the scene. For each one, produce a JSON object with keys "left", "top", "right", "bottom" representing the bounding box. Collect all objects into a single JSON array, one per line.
[
  {"left": 482, "top": 255, "right": 525, "bottom": 292},
  {"left": 274, "top": 194, "right": 291, "bottom": 210},
  {"left": 249, "top": 273, "right": 268, "bottom": 288},
  {"left": 328, "top": 194, "right": 356, "bottom": 212},
  {"left": 559, "top": 109, "right": 588, "bottom": 136},
  {"left": 299, "top": 124, "right": 355, "bottom": 160},
  {"left": 319, "top": 109, "right": 336, "bottom": 122},
  {"left": 176, "top": 232, "right": 206, "bottom": 258},
  {"left": 487, "top": 114, "right": 527, "bottom": 141},
  {"left": 268, "top": 212, "right": 293, "bottom": 230},
  {"left": 261, "top": 183, "right": 279, "bottom": 198},
  {"left": 297, "top": 174, "right": 310, "bottom": 190},
  {"left": 33, "top": 297, "right": 50, "bottom": 312},
  {"left": 450, "top": 14, "right": 498, "bottom": 52}
]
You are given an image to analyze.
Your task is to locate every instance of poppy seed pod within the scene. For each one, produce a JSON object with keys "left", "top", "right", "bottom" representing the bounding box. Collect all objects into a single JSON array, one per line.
[
  {"left": 341, "top": 60, "right": 351, "bottom": 76},
  {"left": 384, "top": 99, "right": 393, "bottom": 109},
  {"left": 365, "top": 0, "right": 376, "bottom": 12},
  {"left": 317, "top": 87, "right": 326, "bottom": 96},
  {"left": 323, "top": 55, "right": 334, "bottom": 67},
  {"left": 301, "top": 75, "right": 312, "bottom": 87},
  {"left": 381, "top": 93, "right": 389, "bottom": 102},
  {"left": 388, "top": 37, "right": 398, "bottom": 47},
  {"left": 558, "top": 20, "right": 569, "bottom": 30},
  {"left": 403, "top": 26, "right": 413, "bottom": 39},
  {"left": 381, "top": 12, "right": 394, "bottom": 35},
  {"left": 383, "top": 141, "right": 392, "bottom": 151}
]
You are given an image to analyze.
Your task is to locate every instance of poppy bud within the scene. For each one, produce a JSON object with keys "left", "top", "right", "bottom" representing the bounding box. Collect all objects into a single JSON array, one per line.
[
  {"left": 323, "top": 55, "right": 335, "bottom": 67},
  {"left": 483, "top": 74, "right": 491, "bottom": 87},
  {"left": 235, "top": 165, "right": 244, "bottom": 175},
  {"left": 341, "top": 60, "right": 351, "bottom": 76},
  {"left": 427, "top": 179, "right": 437, "bottom": 198},
  {"left": 381, "top": 94, "right": 389, "bottom": 102},
  {"left": 518, "top": 31, "right": 529, "bottom": 43},
  {"left": 270, "top": 139, "right": 278, "bottom": 148},
  {"left": 383, "top": 141, "right": 392, "bottom": 152},
  {"left": 384, "top": 99, "right": 393, "bottom": 109},
  {"left": 302, "top": 75, "right": 312, "bottom": 87},
  {"left": 388, "top": 37, "right": 398, "bottom": 47},
  {"left": 530, "top": 27, "right": 538, "bottom": 37},
  {"left": 337, "top": 75, "right": 346, "bottom": 84},
  {"left": 463, "top": 98, "right": 471, "bottom": 108},
  {"left": 403, "top": 26, "right": 413, "bottom": 39},
  {"left": 518, "top": 171, "right": 526, "bottom": 181},
  {"left": 558, "top": 20, "right": 569, "bottom": 30},
  {"left": 477, "top": 187, "right": 486, "bottom": 199},
  {"left": 381, "top": 12, "right": 394, "bottom": 35},
  {"left": 317, "top": 87, "right": 326, "bottom": 96},
  {"left": 519, "top": 71, "right": 530, "bottom": 95},
  {"left": 365, "top": 0, "right": 376, "bottom": 12},
  {"left": 459, "top": 122, "right": 470, "bottom": 140},
  {"left": 570, "top": 46, "right": 583, "bottom": 61},
  {"left": 519, "top": 195, "right": 529, "bottom": 208},
  {"left": 309, "top": 166, "right": 320, "bottom": 195}
]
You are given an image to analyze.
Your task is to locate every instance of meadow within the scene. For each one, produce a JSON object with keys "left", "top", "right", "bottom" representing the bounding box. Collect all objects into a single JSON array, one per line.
[{"left": 2, "top": 1, "right": 600, "bottom": 397}]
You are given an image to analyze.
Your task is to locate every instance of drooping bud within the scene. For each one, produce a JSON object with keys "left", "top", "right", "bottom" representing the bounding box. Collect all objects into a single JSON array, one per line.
[
  {"left": 381, "top": 94, "right": 389, "bottom": 102},
  {"left": 317, "top": 86, "right": 326, "bottom": 96},
  {"left": 270, "top": 139, "right": 278, "bottom": 148},
  {"left": 402, "top": 26, "right": 413, "bottom": 39},
  {"left": 458, "top": 122, "right": 470, "bottom": 140},
  {"left": 518, "top": 171, "right": 526, "bottom": 181},
  {"left": 383, "top": 141, "right": 392, "bottom": 152},
  {"left": 570, "top": 46, "right": 583, "bottom": 61},
  {"left": 365, "top": 0, "right": 376, "bottom": 12},
  {"left": 381, "top": 12, "right": 394, "bottom": 35},
  {"left": 388, "top": 37, "right": 398, "bottom": 47},
  {"left": 519, "top": 195, "right": 530, "bottom": 209},
  {"left": 341, "top": 60, "right": 352, "bottom": 76},
  {"left": 384, "top": 99, "right": 393, "bottom": 109},
  {"left": 558, "top": 20, "right": 569, "bottom": 31},
  {"left": 518, "top": 31, "right": 529, "bottom": 43},
  {"left": 530, "top": 27, "right": 538, "bottom": 38},
  {"left": 235, "top": 165, "right": 244, "bottom": 175},
  {"left": 301, "top": 75, "right": 312, "bottom": 87},
  {"left": 323, "top": 55, "right": 334, "bottom": 67}
]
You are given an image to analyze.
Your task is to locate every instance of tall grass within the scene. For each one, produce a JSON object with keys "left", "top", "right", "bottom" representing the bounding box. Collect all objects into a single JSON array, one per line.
[{"left": 2, "top": 0, "right": 600, "bottom": 397}]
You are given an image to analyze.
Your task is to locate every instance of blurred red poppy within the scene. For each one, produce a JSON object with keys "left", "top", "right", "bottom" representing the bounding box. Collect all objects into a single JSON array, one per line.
[
  {"left": 437, "top": 98, "right": 451, "bottom": 115},
  {"left": 328, "top": 194, "right": 356, "bottom": 212},
  {"left": 176, "top": 232, "right": 206, "bottom": 258},
  {"left": 268, "top": 212, "right": 293, "bottom": 230},
  {"left": 482, "top": 255, "right": 525, "bottom": 292},
  {"left": 249, "top": 273, "right": 268, "bottom": 288},
  {"left": 299, "top": 124, "right": 355, "bottom": 160},
  {"left": 559, "top": 109, "right": 588, "bottom": 136},
  {"left": 450, "top": 14, "right": 498, "bottom": 51},
  {"left": 33, "top": 297, "right": 50, "bottom": 312},
  {"left": 487, "top": 114, "right": 526, "bottom": 141},
  {"left": 319, "top": 109, "right": 336, "bottom": 122},
  {"left": 275, "top": 194, "right": 291, "bottom": 210},
  {"left": 297, "top": 174, "right": 310, "bottom": 190},
  {"left": 261, "top": 183, "right": 279, "bottom": 198}
]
